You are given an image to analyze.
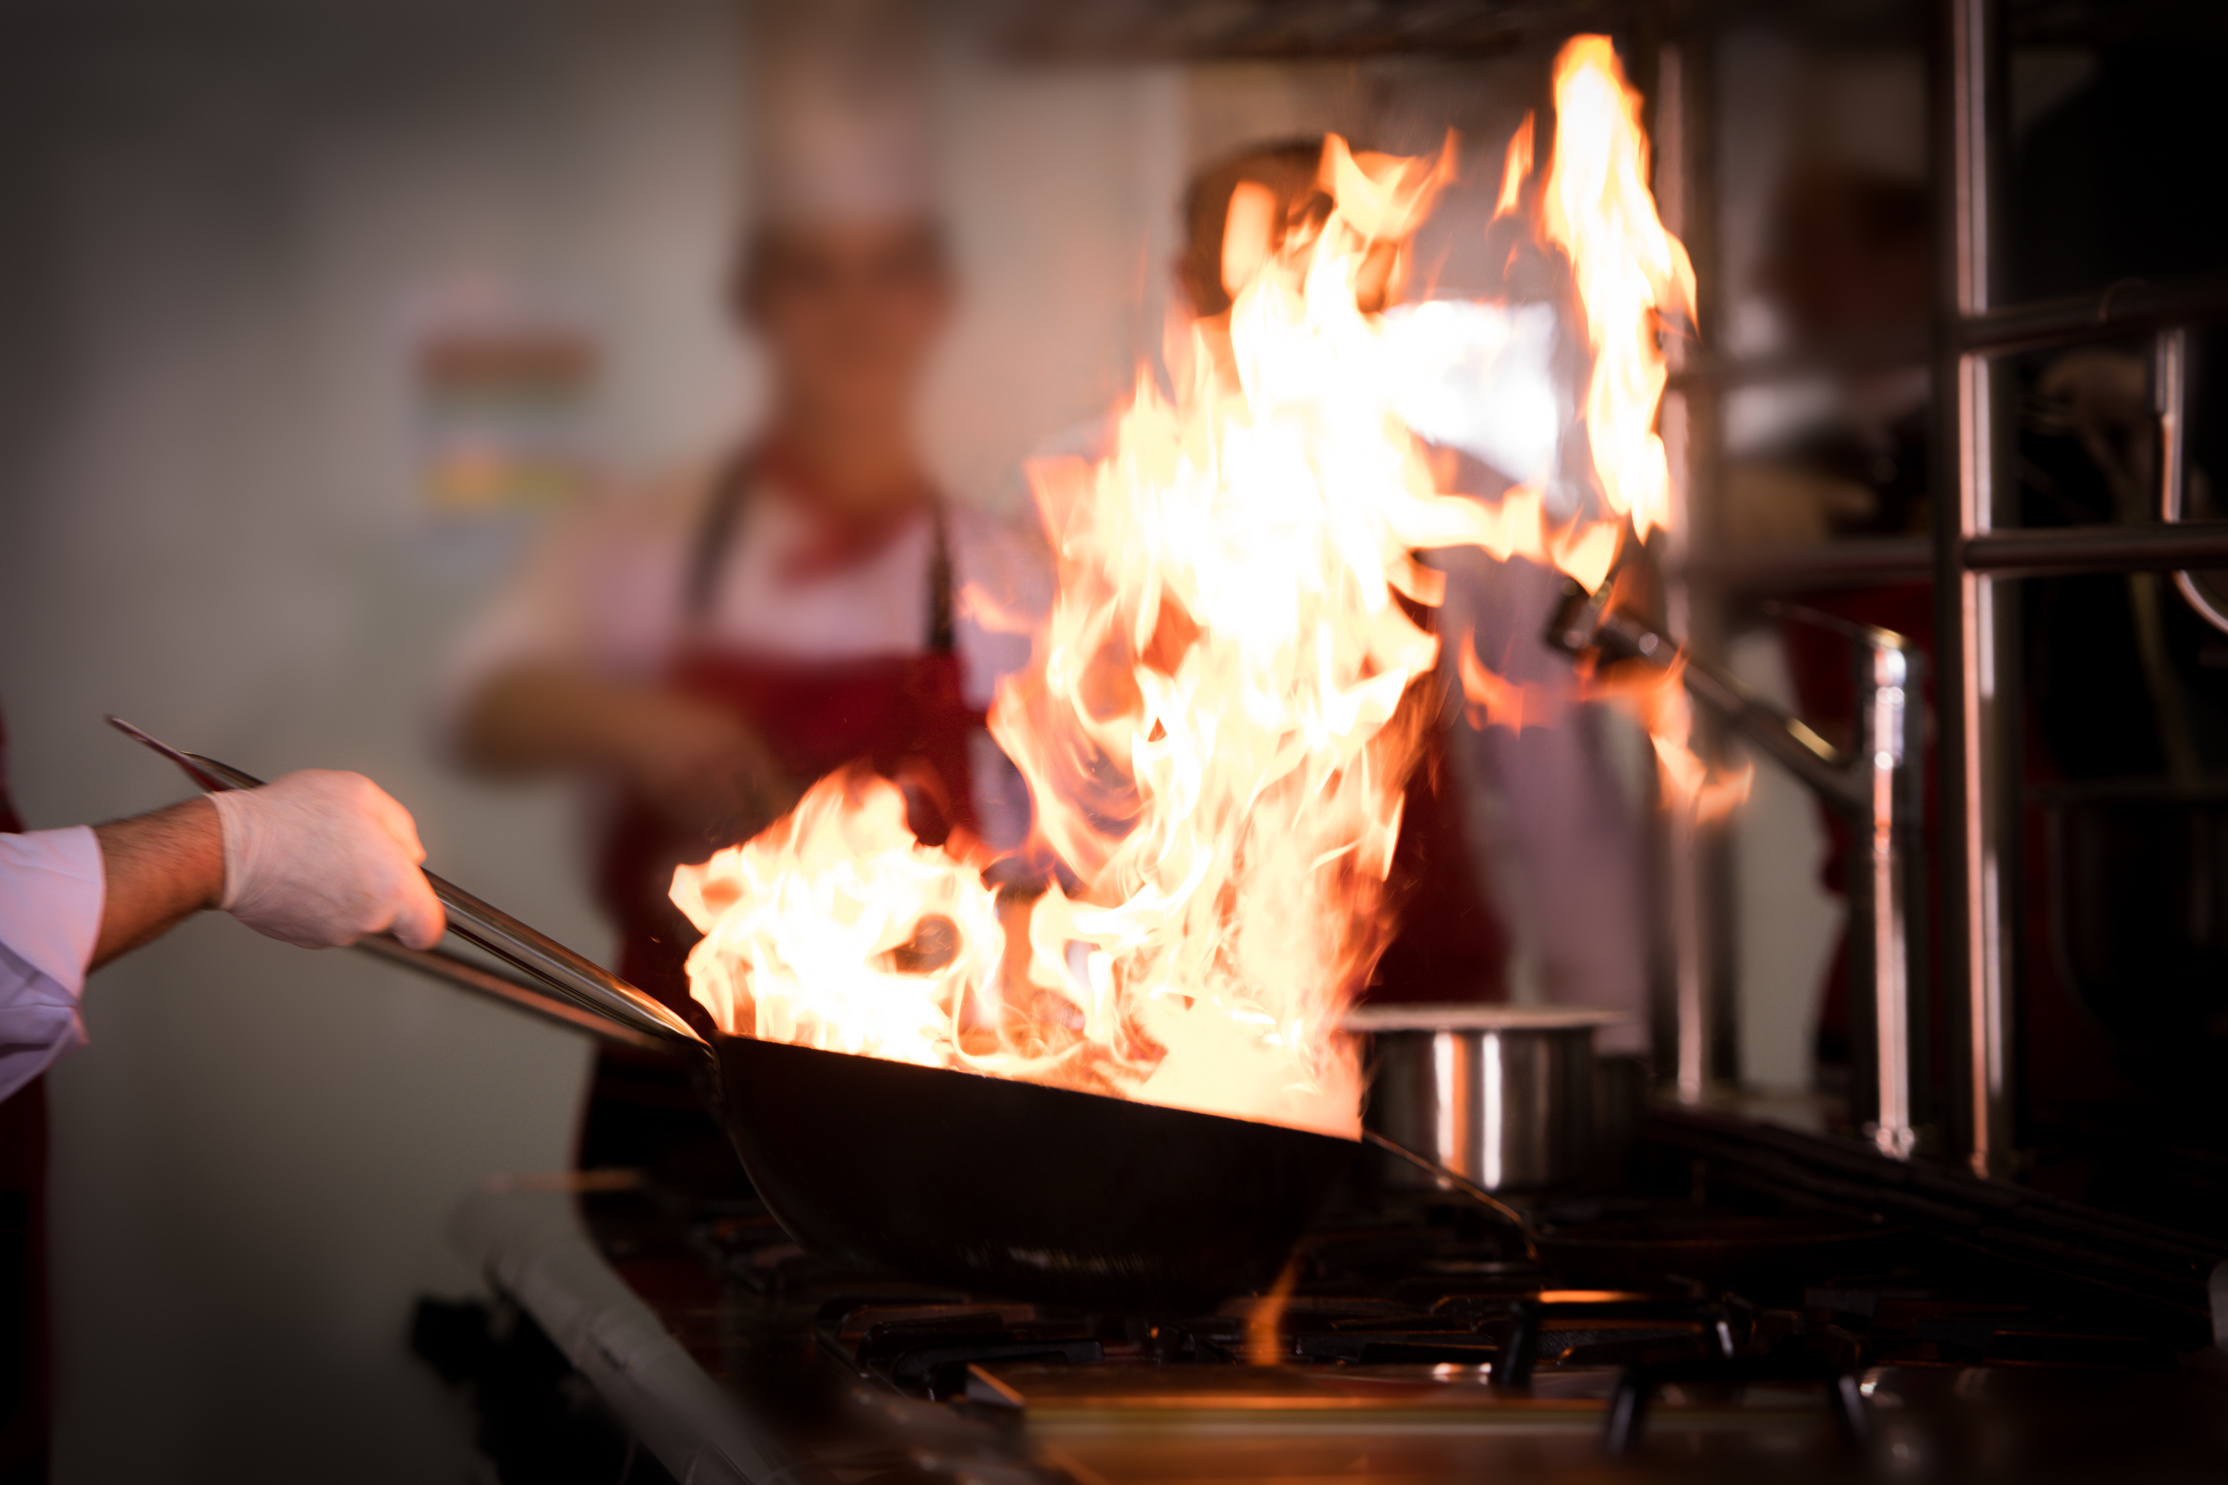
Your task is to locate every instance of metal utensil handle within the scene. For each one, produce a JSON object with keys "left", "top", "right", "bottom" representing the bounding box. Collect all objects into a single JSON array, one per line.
[
  {"left": 419, "top": 867, "right": 703, "bottom": 1049},
  {"left": 2156, "top": 328, "right": 2228, "bottom": 636},
  {"left": 354, "top": 936, "right": 667, "bottom": 1052},
  {"left": 1362, "top": 1130, "right": 1540, "bottom": 1262},
  {"left": 106, "top": 717, "right": 705, "bottom": 1051}
]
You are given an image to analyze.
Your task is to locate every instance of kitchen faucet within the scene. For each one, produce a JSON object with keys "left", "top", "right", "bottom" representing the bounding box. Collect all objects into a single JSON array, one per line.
[{"left": 1547, "top": 582, "right": 1926, "bottom": 1160}]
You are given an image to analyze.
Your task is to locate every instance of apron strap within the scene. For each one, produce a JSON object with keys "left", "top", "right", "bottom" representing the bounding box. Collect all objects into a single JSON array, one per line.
[
  {"left": 684, "top": 454, "right": 754, "bottom": 626},
  {"left": 684, "top": 451, "right": 958, "bottom": 657},
  {"left": 926, "top": 504, "right": 957, "bottom": 655}
]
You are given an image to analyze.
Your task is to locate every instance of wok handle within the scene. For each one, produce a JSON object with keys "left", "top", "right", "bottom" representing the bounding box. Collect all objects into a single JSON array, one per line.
[{"left": 106, "top": 717, "right": 707, "bottom": 1053}]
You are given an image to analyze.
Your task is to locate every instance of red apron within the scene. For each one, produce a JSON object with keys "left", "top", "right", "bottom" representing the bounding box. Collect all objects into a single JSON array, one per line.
[
  {"left": 577, "top": 457, "right": 982, "bottom": 1178},
  {"left": 1369, "top": 671, "right": 1511, "bottom": 1006}
]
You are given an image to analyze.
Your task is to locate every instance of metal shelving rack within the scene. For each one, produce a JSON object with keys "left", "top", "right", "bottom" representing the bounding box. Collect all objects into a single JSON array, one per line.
[
  {"left": 1004, "top": 0, "right": 2228, "bottom": 1187},
  {"left": 1931, "top": 0, "right": 2228, "bottom": 1179},
  {"left": 1660, "top": 0, "right": 2228, "bottom": 1180}
]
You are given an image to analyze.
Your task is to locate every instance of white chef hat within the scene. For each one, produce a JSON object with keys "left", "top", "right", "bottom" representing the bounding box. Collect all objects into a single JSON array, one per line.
[{"left": 750, "top": 0, "right": 938, "bottom": 226}]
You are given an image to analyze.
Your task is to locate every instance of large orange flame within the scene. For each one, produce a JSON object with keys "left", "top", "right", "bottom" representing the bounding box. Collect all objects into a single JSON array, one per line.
[
  {"left": 673, "top": 35, "right": 1728, "bottom": 1138},
  {"left": 1539, "top": 35, "right": 1696, "bottom": 543},
  {"left": 1457, "top": 38, "right": 1742, "bottom": 820}
]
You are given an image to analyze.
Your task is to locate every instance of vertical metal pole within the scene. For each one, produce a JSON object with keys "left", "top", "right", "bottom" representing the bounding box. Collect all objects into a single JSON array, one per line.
[
  {"left": 1685, "top": 39, "right": 1741, "bottom": 1097},
  {"left": 1862, "top": 639, "right": 1920, "bottom": 1159},
  {"left": 2152, "top": 330, "right": 2228, "bottom": 633},
  {"left": 1657, "top": 36, "right": 1705, "bottom": 1105},
  {"left": 1654, "top": 34, "right": 1727, "bottom": 1104},
  {"left": 2158, "top": 329, "right": 2188, "bottom": 522},
  {"left": 2149, "top": 334, "right": 2227, "bottom": 1017},
  {"left": 1669, "top": 808, "right": 1708, "bottom": 1103},
  {"left": 1935, "top": 0, "right": 2014, "bottom": 1177}
]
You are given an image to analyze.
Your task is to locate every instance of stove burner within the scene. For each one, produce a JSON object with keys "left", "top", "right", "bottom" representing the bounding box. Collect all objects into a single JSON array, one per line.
[
  {"left": 432, "top": 1153, "right": 2228, "bottom": 1485},
  {"left": 834, "top": 1306, "right": 1104, "bottom": 1397},
  {"left": 686, "top": 1192, "right": 2188, "bottom": 1405}
]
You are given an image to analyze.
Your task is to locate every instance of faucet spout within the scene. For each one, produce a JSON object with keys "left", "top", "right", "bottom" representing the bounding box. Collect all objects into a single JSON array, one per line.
[{"left": 1542, "top": 580, "right": 1926, "bottom": 1161}]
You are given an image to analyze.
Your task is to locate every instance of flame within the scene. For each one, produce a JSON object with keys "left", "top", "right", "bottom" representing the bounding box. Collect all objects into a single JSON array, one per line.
[
  {"left": 1457, "top": 635, "right": 1753, "bottom": 822},
  {"left": 1537, "top": 35, "right": 1695, "bottom": 543},
  {"left": 1220, "top": 181, "right": 1279, "bottom": 301},
  {"left": 1603, "top": 658, "right": 1755, "bottom": 823},
  {"left": 1472, "top": 37, "right": 1734, "bottom": 816},
  {"left": 1585, "top": 654, "right": 1755, "bottom": 823},
  {"left": 1244, "top": 1256, "right": 1303, "bottom": 1366},
  {"left": 1455, "top": 633, "right": 1564, "bottom": 734},
  {"left": 668, "top": 767, "right": 1007, "bottom": 1068},
  {"left": 673, "top": 35, "right": 1735, "bottom": 1139},
  {"left": 1494, "top": 114, "right": 1533, "bottom": 218}
]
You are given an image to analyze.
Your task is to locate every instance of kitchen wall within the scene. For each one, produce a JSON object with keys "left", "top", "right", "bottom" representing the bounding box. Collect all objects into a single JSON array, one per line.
[{"left": 0, "top": 5, "right": 743, "bottom": 1478}]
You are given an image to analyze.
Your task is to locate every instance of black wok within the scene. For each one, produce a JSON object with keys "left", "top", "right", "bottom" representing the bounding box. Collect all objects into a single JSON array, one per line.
[
  {"left": 718, "top": 1035, "right": 1351, "bottom": 1311},
  {"left": 112, "top": 720, "right": 1356, "bottom": 1314}
]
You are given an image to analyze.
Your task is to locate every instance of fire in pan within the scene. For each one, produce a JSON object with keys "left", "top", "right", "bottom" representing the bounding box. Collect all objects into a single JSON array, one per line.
[{"left": 112, "top": 720, "right": 1355, "bottom": 1315}]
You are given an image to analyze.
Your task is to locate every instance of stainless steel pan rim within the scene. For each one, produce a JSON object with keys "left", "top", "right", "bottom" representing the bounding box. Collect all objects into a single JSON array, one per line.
[{"left": 1344, "top": 1004, "right": 1626, "bottom": 1033}]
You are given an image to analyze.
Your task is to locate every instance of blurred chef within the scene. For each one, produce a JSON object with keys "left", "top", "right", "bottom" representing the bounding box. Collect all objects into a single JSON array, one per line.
[{"left": 443, "top": 7, "right": 1041, "bottom": 1175}]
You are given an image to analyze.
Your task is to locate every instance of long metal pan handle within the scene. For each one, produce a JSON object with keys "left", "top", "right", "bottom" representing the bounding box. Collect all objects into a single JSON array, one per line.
[
  {"left": 106, "top": 717, "right": 706, "bottom": 1053},
  {"left": 1362, "top": 1130, "right": 1540, "bottom": 1262}
]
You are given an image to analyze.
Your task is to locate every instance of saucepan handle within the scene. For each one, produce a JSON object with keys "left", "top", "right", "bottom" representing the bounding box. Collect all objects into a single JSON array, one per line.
[
  {"left": 106, "top": 717, "right": 707, "bottom": 1054},
  {"left": 1362, "top": 1130, "right": 1540, "bottom": 1262}
]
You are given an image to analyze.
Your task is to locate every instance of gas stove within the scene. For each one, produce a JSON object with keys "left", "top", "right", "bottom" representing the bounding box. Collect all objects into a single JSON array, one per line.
[{"left": 426, "top": 1109, "right": 2228, "bottom": 1484}]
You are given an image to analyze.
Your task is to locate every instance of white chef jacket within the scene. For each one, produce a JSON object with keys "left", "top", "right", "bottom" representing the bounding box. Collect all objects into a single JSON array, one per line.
[
  {"left": 0, "top": 826, "right": 104, "bottom": 1103},
  {"left": 442, "top": 464, "right": 1054, "bottom": 850}
]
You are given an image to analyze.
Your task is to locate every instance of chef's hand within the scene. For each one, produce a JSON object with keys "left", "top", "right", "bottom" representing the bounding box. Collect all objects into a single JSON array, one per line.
[
  {"left": 453, "top": 666, "right": 803, "bottom": 846},
  {"left": 207, "top": 770, "right": 446, "bottom": 950},
  {"left": 613, "top": 690, "right": 804, "bottom": 847}
]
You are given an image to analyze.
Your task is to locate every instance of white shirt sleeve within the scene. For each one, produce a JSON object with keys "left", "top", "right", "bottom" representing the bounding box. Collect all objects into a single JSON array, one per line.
[
  {"left": 432, "top": 473, "right": 703, "bottom": 751},
  {"left": 0, "top": 826, "right": 105, "bottom": 1100}
]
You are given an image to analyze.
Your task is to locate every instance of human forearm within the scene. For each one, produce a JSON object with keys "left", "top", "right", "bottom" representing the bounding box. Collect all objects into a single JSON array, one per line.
[
  {"left": 460, "top": 663, "right": 800, "bottom": 843},
  {"left": 91, "top": 797, "right": 224, "bottom": 969},
  {"left": 455, "top": 665, "right": 659, "bottom": 776},
  {"left": 88, "top": 769, "right": 446, "bottom": 971}
]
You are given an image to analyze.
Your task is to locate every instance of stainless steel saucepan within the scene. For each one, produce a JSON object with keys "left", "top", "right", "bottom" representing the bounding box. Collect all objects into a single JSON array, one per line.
[{"left": 1349, "top": 1004, "right": 1629, "bottom": 1193}]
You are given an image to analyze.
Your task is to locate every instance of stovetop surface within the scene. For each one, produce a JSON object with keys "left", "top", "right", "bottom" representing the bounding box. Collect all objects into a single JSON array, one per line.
[{"left": 572, "top": 1147, "right": 2228, "bottom": 1484}]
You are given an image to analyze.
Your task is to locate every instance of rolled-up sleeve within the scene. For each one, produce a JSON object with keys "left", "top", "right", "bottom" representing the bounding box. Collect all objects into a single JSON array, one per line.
[
  {"left": 0, "top": 827, "right": 105, "bottom": 1101},
  {"left": 431, "top": 474, "right": 701, "bottom": 755}
]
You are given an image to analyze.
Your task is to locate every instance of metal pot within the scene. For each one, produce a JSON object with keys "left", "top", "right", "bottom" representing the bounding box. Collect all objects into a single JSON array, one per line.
[{"left": 1349, "top": 1005, "right": 1625, "bottom": 1193}]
